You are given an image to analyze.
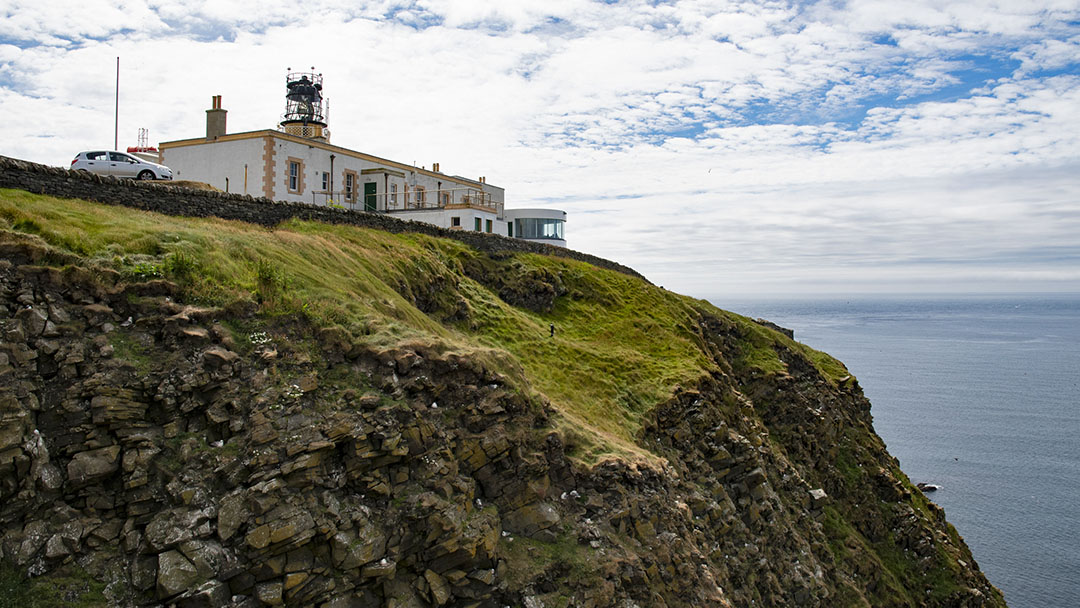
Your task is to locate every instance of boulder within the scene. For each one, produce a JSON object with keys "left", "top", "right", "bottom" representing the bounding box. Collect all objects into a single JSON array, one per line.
[
  {"left": 81, "top": 303, "right": 114, "bottom": 326},
  {"left": 425, "top": 569, "right": 452, "bottom": 605},
  {"left": 177, "top": 580, "right": 230, "bottom": 608},
  {"left": 203, "top": 346, "right": 239, "bottom": 368},
  {"left": 745, "top": 467, "right": 767, "bottom": 488},
  {"left": 66, "top": 445, "right": 121, "bottom": 485},
  {"left": 255, "top": 580, "right": 284, "bottom": 606},
  {"left": 505, "top": 503, "right": 560, "bottom": 538},
  {"left": 331, "top": 525, "right": 387, "bottom": 570},
  {"left": 245, "top": 525, "right": 271, "bottom": 550},
  {"left": 146, "top": 508, "right": 213, "bottom": 552},
  {"left": 16, "top": 521, "right": 49, "bottom": 565},
  {"left": 157, "top": 550, "right": 200, "bottom": 598},
  {"left": 179, "top": 539, "right": 229, "bottom": 579},
  {"left": 181, "top": 326, "right": 211, "bottom": 341},
  {"left": 217, "top": 493, "right": 249, "bottom": 541},
  {"left": 283, "top": 571, "right": 307, "bottom": 591},
  {"left": 45, "top": 533, "right": 72, "bottom": 559},
  {"left": 0, "top": 402, "right": 29, "bottom": 452},
  {"left": 361, "top": 558, "right": 396, "bottom": 579},
  {"left": 15, "top": 306, "right": 48, "bottom": 336}
]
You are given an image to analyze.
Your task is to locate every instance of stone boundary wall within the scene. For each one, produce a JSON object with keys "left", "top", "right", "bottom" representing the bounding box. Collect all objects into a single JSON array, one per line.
[{"left": 0, "top": 155, "right": 648, "bottom": 281}]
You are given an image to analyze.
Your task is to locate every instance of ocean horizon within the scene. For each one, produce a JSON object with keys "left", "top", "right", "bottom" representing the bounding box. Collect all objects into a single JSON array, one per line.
[{"left": 710, "top": 292, "right": 1080, "bottom": 608}]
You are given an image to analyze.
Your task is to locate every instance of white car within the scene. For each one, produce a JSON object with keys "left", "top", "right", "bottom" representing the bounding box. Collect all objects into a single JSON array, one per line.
[{"left": 70, "top": 150, "right": 173, "bottom": 180}]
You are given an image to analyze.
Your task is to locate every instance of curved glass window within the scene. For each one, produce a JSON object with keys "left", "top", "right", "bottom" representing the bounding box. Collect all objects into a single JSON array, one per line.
[{"left": 515, "top": 218, "right": 564, "bottom": 240}]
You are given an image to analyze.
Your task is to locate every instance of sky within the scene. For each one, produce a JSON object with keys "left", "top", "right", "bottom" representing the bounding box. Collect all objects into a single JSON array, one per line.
[{"left": 2, "top": 0, "right": 1079, "bottom": 297}]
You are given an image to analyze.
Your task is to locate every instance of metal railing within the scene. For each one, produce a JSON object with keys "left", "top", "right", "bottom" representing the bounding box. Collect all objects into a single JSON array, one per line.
[{"left": 311, "top": 186, "right": 500, "bottom": 214}]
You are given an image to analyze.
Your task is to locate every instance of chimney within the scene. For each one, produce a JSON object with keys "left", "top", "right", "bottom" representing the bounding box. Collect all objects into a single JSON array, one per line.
[
  {"left": 433, "top": 162, "right": 440, "bottom": 173},
  {"left": 206, "top": 95, "right": 227, "bottom": 139}
]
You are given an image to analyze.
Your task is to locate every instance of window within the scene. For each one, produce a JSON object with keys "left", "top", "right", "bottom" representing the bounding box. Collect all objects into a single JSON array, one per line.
[
  {"left": 508, "top": 223, "right": 513, "bottom": 237},
  {"left": 415, "top": 186, "right": 426, "bottom": 205},
  {"left": 485, "top": 219, "right": 492, "bottom": 233},
  {"left": 345, "top": 172, "right": 356, "bottom": 201},
  {"left": 286, "top": 157, "right": 305, "bottom": 194},
  {"left": 441, "top": 192, "right": 451, "bottom": 206},
  {"left": 321, "top": 172, "right": 329, "bottom": 191},
  {"left": 289, "top": 162, "right": 299, "bottom": 191},
  {"left": 515, "top": 218, "right": 565, "bottom": 240},
  {"left": 390, "top": 183, "right": 398, "bottom": 205},
  {"left": 474, "top": 217, "right": 482, "bottom": 231},
  {"left": 451, "top": 216, "right": 461, "bottom": 227}
]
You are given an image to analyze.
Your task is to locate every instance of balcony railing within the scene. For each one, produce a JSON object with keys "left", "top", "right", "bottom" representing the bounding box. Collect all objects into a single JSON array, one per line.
[{"left": 312, "top": 186, "right": 500, "bottom": 214}]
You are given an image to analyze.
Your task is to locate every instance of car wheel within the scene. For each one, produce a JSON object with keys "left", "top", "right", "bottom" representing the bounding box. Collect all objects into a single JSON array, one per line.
[{"left": 137, "top": 170, "right": 155, "bottom": 180}]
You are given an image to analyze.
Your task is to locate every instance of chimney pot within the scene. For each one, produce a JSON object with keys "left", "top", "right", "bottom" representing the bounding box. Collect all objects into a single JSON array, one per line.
[{"left": 206, "top": 95, "right": 227, "bottom": 139}]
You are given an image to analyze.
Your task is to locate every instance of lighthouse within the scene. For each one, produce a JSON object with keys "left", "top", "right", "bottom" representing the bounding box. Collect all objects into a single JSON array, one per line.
[{"left": 279, "top": 68, "right": 328, "bottom": 141}]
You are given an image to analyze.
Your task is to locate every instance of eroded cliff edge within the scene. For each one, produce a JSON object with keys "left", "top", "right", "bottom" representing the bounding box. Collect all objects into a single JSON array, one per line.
[{"left": 0, "top": 173, "right": 1005, "bottom": 607}]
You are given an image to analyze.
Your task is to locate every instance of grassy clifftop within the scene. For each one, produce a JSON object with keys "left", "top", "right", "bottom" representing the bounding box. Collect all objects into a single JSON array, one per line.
[{"left": 0, "top": 187, "right": 844, "bottom": 463}]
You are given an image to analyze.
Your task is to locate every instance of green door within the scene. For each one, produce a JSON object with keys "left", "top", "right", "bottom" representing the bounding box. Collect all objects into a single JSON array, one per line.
[{"left": 364, "top": 182, "right": 378, "bottom": 212}]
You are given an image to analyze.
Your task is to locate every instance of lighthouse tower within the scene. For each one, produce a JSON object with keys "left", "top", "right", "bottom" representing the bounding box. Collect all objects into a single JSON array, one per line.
[{"left": 279, "top": 68, "right": 328, "bottom": 141}]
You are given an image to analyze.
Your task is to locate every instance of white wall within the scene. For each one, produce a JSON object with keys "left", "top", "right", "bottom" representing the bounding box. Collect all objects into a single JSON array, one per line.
[
  {"left": 162, "top": 138, "right": 265, "bottom": 196},
  {"left": 271, "top": 140, "right": 334, "bottom": 205},
  {"left": 389, "top": 208, "right": 509, "bottom": 236}
]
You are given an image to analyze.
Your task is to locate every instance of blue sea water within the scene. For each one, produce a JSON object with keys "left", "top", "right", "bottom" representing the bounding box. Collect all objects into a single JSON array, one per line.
[{"left": 712, "top": 294, "right": 1080, "bottom": 608}]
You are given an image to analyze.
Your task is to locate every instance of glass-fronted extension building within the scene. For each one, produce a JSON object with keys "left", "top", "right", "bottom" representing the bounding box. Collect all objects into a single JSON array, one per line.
[{"left": 504, "top": 209, "right": 567, "bottom": 248}]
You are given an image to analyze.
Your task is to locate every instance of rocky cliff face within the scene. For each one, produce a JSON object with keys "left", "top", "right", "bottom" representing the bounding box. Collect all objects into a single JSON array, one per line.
[{"left": 0, "top": 181, "right": 1005, "bottom": 607}]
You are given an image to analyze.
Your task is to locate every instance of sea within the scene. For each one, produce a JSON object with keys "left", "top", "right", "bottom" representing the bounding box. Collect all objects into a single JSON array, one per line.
[{"left": 711, "top": 294, "right": 1080, "bottom": 608}]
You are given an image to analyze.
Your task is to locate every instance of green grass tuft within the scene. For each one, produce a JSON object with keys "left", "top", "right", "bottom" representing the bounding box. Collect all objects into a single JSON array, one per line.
[{"left": 0, "top": 560, "right": 107, "bottom": 608}]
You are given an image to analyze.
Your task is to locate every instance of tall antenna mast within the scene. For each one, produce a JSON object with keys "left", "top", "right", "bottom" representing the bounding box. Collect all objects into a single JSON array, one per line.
[{"left": 114, "top": 57, "right": 119, "bottom": 150}]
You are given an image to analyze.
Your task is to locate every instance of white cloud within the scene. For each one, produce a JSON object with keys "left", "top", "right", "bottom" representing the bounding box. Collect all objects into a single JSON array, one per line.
[{"left": 1013, "top": 35, "right": 1080, "bottom": 75}]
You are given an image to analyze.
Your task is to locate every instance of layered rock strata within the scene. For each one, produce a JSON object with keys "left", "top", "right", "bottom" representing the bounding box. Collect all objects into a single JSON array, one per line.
[{"left": 0, "top": 231, "right": 1004, "bottom": 607}]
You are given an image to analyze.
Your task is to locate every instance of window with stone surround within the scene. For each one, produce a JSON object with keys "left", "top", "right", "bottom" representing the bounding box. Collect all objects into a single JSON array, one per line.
[
  {"left": 286, "top": 158, "right": 305, "bottom": 194},
  {"left": 344, "top": 171, "right": 356, "bottom": 202}
]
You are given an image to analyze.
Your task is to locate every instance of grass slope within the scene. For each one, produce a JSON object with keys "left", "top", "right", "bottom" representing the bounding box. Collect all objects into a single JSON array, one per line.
[{"left": 0, "top": 188, "right": 846, "bottom": 463}]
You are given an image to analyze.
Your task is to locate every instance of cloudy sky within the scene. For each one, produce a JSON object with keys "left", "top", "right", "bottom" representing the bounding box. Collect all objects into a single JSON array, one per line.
[{"left": 2, "top": 1, "right": 1079, "bottom": 297}]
